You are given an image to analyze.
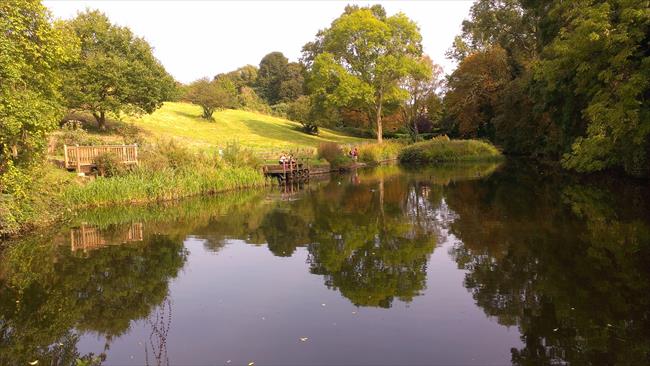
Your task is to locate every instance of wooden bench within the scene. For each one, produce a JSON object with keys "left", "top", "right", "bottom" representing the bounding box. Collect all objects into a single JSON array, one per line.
[{"left": 64, "top": 144, "right": 138, "bottom": 173}]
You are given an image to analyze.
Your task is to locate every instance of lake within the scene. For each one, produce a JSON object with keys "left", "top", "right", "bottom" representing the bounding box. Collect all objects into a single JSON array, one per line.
[{"left": 1, "top": 161, "right": 649, "bottom": 365}]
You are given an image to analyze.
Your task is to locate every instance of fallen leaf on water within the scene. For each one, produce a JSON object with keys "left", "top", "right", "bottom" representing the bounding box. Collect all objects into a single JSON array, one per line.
[{"left": 300, "top": 337, "right": 308, "bottom": 342}]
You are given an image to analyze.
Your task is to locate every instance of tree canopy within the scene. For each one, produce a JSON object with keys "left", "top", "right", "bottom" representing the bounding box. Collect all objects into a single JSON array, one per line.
[
  {"left": 185, "top": 77, "right": 238, "bottom": 119},
  {"left": 62, "top": 10, "right": 176, "bottom": 130},
  {"left": 256, "top": 52, "right": 305, "bottom": 105},
  {"left": 303, "top": 5, "right": 427, "bottom": 143},
  {"left": 0, "top": 0, "right": 76, "bottom": 169}
]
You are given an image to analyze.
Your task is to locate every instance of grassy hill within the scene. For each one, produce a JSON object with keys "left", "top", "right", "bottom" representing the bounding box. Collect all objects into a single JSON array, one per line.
[{"left": 123, "top": 102, "right": 369, "bottom": 153}]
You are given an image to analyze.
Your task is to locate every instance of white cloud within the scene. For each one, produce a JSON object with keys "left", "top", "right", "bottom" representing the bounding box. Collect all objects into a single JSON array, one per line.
[{"left": 44, "top": 0, "right": 473, "bottom": 83}]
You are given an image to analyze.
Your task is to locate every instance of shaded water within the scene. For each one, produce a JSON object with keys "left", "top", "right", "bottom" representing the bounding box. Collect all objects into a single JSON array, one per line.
[{"left": 1, "top": 162, "right": 650, "bottom": 365}]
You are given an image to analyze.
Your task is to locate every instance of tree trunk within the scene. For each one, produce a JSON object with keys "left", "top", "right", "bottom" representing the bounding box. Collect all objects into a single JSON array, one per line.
[
  {"left": 93, "top": 111, "right": 106, "bottom": 130},
  {"left": 202, "top": 107, "right": 214, "bottom": 120},
  {"left": 375, "top": 93, "right": 383, "bottom": 144}
]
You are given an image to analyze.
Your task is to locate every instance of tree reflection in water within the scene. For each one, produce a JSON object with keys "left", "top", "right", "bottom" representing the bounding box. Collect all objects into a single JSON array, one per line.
[
  {"left": 445, "top": 163, "right": 650, "bottom": 365},
  {"left": 0, "top": 233, "right": 187, "bottom": 366},
  {"left": 3, "top": 161, "right": 649, "bottom": 364}
]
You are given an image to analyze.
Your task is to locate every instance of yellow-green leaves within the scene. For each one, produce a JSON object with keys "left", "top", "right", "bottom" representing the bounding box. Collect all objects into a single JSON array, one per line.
[{"left": 303, "top": 5, "right": 426, "bottom": 143}]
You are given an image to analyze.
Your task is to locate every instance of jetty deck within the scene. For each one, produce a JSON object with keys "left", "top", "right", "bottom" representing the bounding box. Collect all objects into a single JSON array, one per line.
[{"left": 263, "top": 162, "right": 310, "bottom": 182}]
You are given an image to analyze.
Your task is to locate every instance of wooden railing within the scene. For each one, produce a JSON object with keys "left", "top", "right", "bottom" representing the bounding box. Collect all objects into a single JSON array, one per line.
[
  {"left": 70, "top": 223, "right": 144, "bottom": 253},
  {"left": 64, "top": 144, "right": 138, "bottom": 172}
]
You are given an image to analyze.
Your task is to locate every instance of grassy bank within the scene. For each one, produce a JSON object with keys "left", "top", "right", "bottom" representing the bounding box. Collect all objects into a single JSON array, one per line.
[{"left": 398, "top": 137, "right": 502, "bottom": 163}]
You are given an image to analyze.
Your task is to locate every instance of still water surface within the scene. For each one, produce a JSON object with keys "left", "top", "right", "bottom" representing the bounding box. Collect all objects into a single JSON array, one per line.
[{"left": 1, "top": 162, "right": 649, "bottom": 365}]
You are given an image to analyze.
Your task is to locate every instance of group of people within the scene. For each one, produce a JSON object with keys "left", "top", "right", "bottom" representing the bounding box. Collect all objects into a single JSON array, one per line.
[
  {"left": 349, "top": 147, "right": 359, "bottom": 161},
  {"left": 278, "top": 153, "right": 297, "bottom": 166},
  {"left": 278, "top": 147, "right": 358, "bottom": 165}
]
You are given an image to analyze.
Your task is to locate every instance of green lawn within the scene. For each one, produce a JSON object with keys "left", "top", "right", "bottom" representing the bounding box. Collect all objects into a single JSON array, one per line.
[{"left": 126, "top": 102, "right": 369, "bottom": 154}]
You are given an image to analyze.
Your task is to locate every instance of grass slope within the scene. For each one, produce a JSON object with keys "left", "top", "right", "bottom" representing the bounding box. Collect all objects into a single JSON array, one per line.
[{"left": 126, "top": 102, "right": 369, "bottom": 152}]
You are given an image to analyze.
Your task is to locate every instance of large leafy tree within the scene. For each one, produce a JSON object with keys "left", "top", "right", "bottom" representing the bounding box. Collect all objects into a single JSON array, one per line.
[
  {"left": 303, "top": 5, "right": 426, "bottom": 143},
  {"left": 256, "top": 52, "right": 304, "bottom": 104},
  {"left": 0, "top": 0, "right": 77, "bottom": 168},
  {"left": 401, "top": 55, "right": 444, "bottom": 141},
  {"left": 444, "top": 46, "right": 511, "bottom": 139},
  {"left": 62, "top": 10, "right": 175, "bottom": 130}
]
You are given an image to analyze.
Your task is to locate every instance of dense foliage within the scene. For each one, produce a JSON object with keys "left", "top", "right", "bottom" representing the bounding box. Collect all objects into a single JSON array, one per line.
[
  {"left": 398, "top": 136, "right": 503, "bottom": 163},
  {"left": 0, "top": 0, "right": 76, "bottom": 169},
  {"left": 444, "top": 0, "right": 650, "bottom": 176},
  {"left": 256, "top": 52, "right": 305, "bottom": 105},
  {"left": 62, "top": 10, "right": 176, "bottom": 130},
  {"left": 302, "top": 5, "right": 429, "bottom": 143}
]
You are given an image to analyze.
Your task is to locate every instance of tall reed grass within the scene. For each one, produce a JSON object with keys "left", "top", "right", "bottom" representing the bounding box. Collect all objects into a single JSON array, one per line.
[
  {"left": 65, "top": 166, "right": 266, "bottom": 208},
  {"left": 357, "top": 142, "right": 403, "bottom": 164}
]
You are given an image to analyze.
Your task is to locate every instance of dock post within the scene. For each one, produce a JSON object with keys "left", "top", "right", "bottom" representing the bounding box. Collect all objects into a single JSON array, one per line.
[
  {"left": 64, "top": 144, "right": 69, "bottom": 169},
  {"left": 75, "top": 144, "right": 81, "bottom": 173}
]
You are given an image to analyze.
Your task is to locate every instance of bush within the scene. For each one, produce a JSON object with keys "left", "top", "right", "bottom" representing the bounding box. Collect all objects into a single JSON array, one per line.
[
  {"left": 0, "top": 194, "right": 20, "bottom": 237},
  {"left": 221, "top": 141, "right": 261, "bottom": 168},
  {"left": 318, "top": 142, "right": 351, "bottom": 168},
  {"left": 271, "top": 103, "right": 289, "bottom": 118},
  {"left": 95, "top": 152, "right": 128, "bottom": 177},
  {"left": 54, "top": 121, "right": 104, "bottom": 152},
  {"left": 238, "top": 87, "right": 271, "bottom": 114},
  {"left": 114, "top": 123, "right": 145, "bottom": 145},
  {"left": 398, "top": 137, "right": 503, "bottom": 164},
  {"left": 357, "top": 142, "right": 403, "bottom": 164}
]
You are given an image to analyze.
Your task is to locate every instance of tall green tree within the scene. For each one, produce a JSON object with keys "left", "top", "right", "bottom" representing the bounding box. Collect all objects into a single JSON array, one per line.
[
  {"left": 0, "top": 0, "right": 77, "bottom": 168},
  {"left": 401, "top": 55, "right": 444, "bottom": 141},
  {"left": 256, "top": 51, "right": 288, "bottom": 104},
  {"left": 303, "top": 5, "right": 426, "bottom": 143},
  {"left": 62, "top": 10, "right": 175, "bottom": 130},
  {"left": 256, "top": 52, "right": 304, "bottom": 104}
]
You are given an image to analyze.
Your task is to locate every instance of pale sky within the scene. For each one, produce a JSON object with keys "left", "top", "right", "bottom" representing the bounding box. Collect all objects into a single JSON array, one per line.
[{"left": 44, "top": 1, "right": 474, "bottom": 84}]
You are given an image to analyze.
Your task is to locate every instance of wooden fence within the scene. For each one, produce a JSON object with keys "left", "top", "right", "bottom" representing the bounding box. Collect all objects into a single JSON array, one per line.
[
  {"left": 64, "top": 144, "right": 138, "bottom": 172},
  {"left": 70, "top": 223, "right": 144, "bottom": 253}
]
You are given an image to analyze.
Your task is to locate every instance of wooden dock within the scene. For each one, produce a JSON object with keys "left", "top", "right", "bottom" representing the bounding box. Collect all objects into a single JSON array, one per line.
[
  {"left": 64, "top": 144, "right": 138, "bottom": 173},
  {"left": 263, "top": 161, "right": 310, "bottom": 182}
]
